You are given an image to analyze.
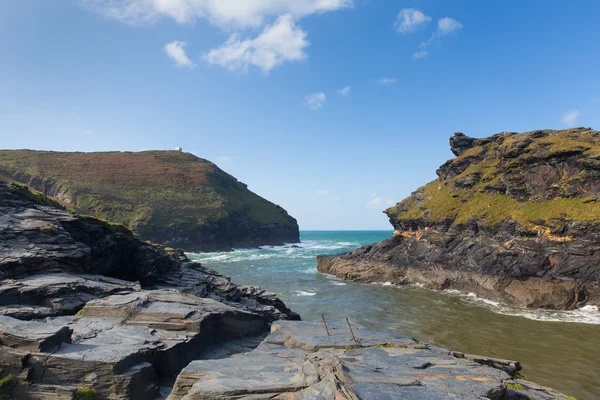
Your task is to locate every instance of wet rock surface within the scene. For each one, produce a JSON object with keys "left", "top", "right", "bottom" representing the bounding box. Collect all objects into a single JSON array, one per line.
[{"left": 169, "top": 321, "right": 573, "bottom": 400}]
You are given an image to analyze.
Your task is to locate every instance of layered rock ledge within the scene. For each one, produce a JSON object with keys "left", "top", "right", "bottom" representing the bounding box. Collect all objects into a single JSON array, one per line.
[
  {"left": 168, "top": 320, "right": 574, "bottom": 400},
  {"left": 0, "top": 180, "right": 579, "bottom": 399},
  {"left": 0, "top": 180, "right": 297, "bottom": 399},
  {"left": 318, "top": 128, "right": 600, "bottom": 310}
]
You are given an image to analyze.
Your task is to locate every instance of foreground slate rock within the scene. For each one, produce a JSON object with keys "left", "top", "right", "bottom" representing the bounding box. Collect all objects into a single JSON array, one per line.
[
  {"left": 0, "top": 180, "right": 298, "bottom": 399},
  {"left": 169, "top": 321, "right": 574, "bottom": 400},
  {"left": 0, "top": 180, "right": 578, "bottom": 399},
  {"left": 318, "top": 128, "right": 600, "bottom": 310}
]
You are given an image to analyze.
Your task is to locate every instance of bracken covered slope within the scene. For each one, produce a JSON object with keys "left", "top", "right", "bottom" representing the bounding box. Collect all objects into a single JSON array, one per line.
[
  {"left": 318, "top": 128, "right": 600, "bottom": 309},
  {"left": 0, "top": 150, "right": 299, "bottom": 251}
]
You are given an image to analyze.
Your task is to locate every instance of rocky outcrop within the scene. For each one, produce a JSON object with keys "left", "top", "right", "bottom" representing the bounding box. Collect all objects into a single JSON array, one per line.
[
  {"left": 0, "top": 180, "right": 298, "bottom": 399},
  {"left": 0, "top": 150, "right": 300, "bottom": 251},
  {"left": 318, "top": 128, "right": 600, "bottom": 309},
  {"left": 168, "top": 320, "right": 574, "bottom": 400},
  {"left": 0, "top": 180, "right": 574, "bottom": 399}
]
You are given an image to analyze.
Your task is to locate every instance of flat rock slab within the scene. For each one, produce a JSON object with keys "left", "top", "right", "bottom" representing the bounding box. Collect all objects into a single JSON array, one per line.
[
  {"left": 169, "top": 321, "right": 575, "bottom": 400},
  {"left": 0, "top": 315, "right": 72, "bottom": 352},
  {"left": 0, "top": 289, "right": 268, "bottom": 399},
  {"left": 0, "top": 272, "right": 140, "bottom": 319}
]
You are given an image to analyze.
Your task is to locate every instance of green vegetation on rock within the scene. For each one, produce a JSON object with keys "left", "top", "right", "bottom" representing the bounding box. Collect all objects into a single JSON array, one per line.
[
  {"left": 0, "top": 370, "right": 14, "bottom": 396},
  {"left": 0, "top": 150, "right": 298, "bottom": 249},
  {"left": 386, "top": 128, "right": 600, "bottom": 233},
  {"left": 75, "top": 385, "right": 97, "bottom": 400}
]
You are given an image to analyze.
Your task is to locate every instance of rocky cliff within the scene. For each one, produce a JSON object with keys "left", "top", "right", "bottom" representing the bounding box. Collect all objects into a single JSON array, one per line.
[
  {"left": 0, "top": 150, "right": 299, "bottom": 251},
  {"left": 318, "top": 128, "right": 600, "bottom": 309},
  {"left": 0, "top": 180, "right": 574, "bottom": 399},
  {"left": 0, "top": 180, "right": 298, "bottom": 398}
]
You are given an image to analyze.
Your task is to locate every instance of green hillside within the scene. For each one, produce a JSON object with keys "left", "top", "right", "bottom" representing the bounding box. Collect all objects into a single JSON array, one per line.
[{"left": 0, "top": 150, "right": 299, "bottom": 251}]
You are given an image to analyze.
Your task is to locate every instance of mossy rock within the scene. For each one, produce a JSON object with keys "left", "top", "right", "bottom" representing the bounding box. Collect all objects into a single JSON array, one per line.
[
  {"left": 387, "top": 128, "right": 600, "bottom": 233},
  {"left": 75, "top": 385, "right": 97, "bottom": 400}
]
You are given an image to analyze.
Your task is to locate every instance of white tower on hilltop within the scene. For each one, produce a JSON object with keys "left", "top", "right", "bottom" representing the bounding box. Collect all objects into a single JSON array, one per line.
[{"left": 175, "top": 146, "right": 183, "bottom": 152}]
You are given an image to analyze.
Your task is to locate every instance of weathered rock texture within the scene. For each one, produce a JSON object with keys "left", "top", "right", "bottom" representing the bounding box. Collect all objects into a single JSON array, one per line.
[
  {"left": 0, "top": 180, "right": 574, "bottom": 399},
  {"left": 318, "top": 128, "right": 600, "bottom": 309},
  {"left": 0, "top": 180, "right": 298, "bottom": 399},
  {"left": 0, "top": 150, "right": 299, "bottom": 251},
  {"left": 168, "top": 321, "right": 574, "bottom": 400}
]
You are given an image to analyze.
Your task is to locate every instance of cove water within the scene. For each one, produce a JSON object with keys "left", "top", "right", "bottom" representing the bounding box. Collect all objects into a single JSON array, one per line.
[{"left": 188, "top": 231, "right": 600, "bottom": 399}]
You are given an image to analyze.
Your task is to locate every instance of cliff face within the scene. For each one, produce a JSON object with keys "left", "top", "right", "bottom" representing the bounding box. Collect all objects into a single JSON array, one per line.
[
  {"left": 0, "top": 150, "right": 299, "bottom": 251},
  {"left": 0, "top": 179, "right": 298, "bottom": 399},
  {"left": 318, "top": 128, "right": 600, "bottom": 309}
]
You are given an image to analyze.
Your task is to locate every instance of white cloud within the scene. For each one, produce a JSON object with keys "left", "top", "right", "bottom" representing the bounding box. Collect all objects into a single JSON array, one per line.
[
  {"left": 367, "top": 193, "right": 394, "bottom": 208},
  {"left": 394, "top": 9, "right": 431, "bottom": 34},
  {"left": 376, "top": 78, "right": 397, "bottom": 85},
  {"left": 561, "top": 109, "right": 581, "bottom": 127},
  {"left": 82, "top": 129, "right": 94, "bottom": 134},
  {"left": 333, "top": 196, "right": 341, "bottom": 201},
  {"left": 203, "top": 15, "right": 309, "bottom": 73},
  {"left": 164, "top": 41, "right": 196, "bottom": 67},
  {"left": 437, "top": 17, "right": 463, "bottom": 35},
  {"left": 218, "top": 155, "right": 235, "bottom": 161},
  {"left": 81, "top": 0, "right": 353, "bottom": 27},
  {"left": 412, "top": 50, "right": 428, "bottom": 60},
  {"left": 415, "top": 17, "right": 463, "bottom": 59},
  {"left": 338, "top": 86, "right": 351, "bottom": 96},
  {"left": 316, "top": 189, "right": 329, "bottom": 195},
  {"left": 367, "top": 194, "right": 383, "bottom": 208},
  {"left": 305, "top": 92, "right": 326, "bottom": 110}
]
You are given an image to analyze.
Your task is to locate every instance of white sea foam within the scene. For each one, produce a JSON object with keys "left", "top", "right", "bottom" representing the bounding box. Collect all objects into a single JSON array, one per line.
[
  {"left": 442, "top": 289, "right": 600, "bottom": 325},
  {"left": 332, "top": 281, "right": 347, "bottom": 286},
  {"left": 295, "top": 290, "right": 317, "bottom": 296}
]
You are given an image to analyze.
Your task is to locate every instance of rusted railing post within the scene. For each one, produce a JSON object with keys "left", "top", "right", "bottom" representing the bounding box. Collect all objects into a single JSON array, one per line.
[
  {"left": 346, "top": 317, "right": 357, "bottom": 342},
  {"left": 321, "top": 314, "right": 331, "bottom": 336}
]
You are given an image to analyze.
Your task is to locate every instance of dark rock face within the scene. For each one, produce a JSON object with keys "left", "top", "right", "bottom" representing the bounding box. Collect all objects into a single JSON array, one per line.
[
  {"left": 0, "top": 180, "right": 298, "bottom": 399},
  {"left": 147, "top": 211, "right": 300, "bottom": 252},
  {"left": 169, "top": 321, "right": 573, "bottom": 400},
  {"left": 318, "top": 128, "right": 600, "bottom": 310},
  {"left": 0, "top": 180, "right": 573, "bottom": 399}
]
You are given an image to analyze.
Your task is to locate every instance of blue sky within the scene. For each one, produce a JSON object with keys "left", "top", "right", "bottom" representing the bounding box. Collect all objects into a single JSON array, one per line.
[{"left": 2, "top": 1, "right": 599, "bottom": 229}]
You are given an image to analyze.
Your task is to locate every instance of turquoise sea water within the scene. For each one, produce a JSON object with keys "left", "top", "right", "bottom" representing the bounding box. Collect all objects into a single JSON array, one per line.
[{"left": 188, "top": 231, "right": 600, "bottom": 399}]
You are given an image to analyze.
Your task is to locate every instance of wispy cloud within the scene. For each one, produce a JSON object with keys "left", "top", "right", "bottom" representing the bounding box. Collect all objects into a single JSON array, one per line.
[
  {"left": 394, "top": 9, "right": 431, "bottom": 34},
  {"left": 316, "top": 189, "right": 329, "bottom": 196},
  {"left": 437, "top": 17, "right": 463, "bottom": 35},
  {"left": 164, "top": 41, "right": 195, "bottom": 68},
  {"left": 81, "top": 0, "right": 353, "bottom": 28},
  {"left": 412, "top": 17, "right": 463, "bottom": 60},
  {"left": 218, "top": 155, "right": 235, "bottom": 161},
  {"left": 412, "top": 50, "right": 428, "bottom": 60},
  {"left": 561, "top": 109, "right": 581, "bottom": 127},
  {"left": 367, "top": 193, "right": 394, "bottom": 209},
  {"left": 337, "top": 86, "right": 351, "bottom": 96},
  {"left": 82, "top": 129, "right": 94, "bottom": 134},
  {"left": 305, "top": 92, "right": 326, "bottom": 110},
  {"left": 82, "top": 0, "right": 352, "bottom": 74},
  {"left": 204, "top": 15, "right": 309, "bottom": 73},
  {"left": 376, "top": 78, "right": 397, "bottom": 85}
]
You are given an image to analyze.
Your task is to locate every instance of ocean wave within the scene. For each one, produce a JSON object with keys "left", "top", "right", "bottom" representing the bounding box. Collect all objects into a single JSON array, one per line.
[
  {"left": 295, "top": 290, "right": 317, "bottom": 296},
  {"left": 442, "top": 289, "right": 600, "bottom": 325}
]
